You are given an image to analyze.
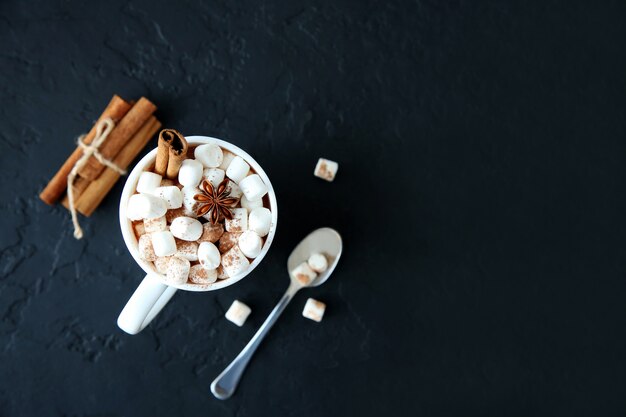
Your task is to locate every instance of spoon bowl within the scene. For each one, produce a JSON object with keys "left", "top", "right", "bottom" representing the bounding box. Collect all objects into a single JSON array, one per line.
[{"left": 287, "top": 227, "right": 343, "bottom": 287}]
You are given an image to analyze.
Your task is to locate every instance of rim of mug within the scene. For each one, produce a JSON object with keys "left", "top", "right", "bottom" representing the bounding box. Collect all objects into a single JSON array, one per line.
[{"left": 119, "top": 136, "right": 278, "bottom": 292}]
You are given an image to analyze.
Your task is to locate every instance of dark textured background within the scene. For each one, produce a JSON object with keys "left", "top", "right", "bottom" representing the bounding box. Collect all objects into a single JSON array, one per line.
[{"left": 1, "top": 0, "right": 626, "bottom": 416}]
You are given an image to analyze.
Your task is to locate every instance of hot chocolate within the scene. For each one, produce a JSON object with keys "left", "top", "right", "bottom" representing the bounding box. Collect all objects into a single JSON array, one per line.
[{"left": 128, "top": 142, "right": 273, "bottom": 286}]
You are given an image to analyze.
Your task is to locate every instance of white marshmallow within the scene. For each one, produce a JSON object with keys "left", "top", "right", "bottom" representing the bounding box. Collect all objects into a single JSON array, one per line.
[
  {"left": 181, "top": 186, "right": 201, "bottom": 217},
  {"left": 290, "top": 262, "right": 317, "bottom": 286},
  {"left": 240, "top": 194, "right": 263, "bottom": 211},
  {"left": 136, "top": 171, "right": 162, "bottom": 195},
  {"left": 133, "top": 221, "right": 145, "bottom": 237},
  {"left": 194, "top": 143, "right": 223, "bottom": 168},
  {"left": 165, "top": 207, "right": 186, "bottom": 224},
  {"left": 307, "top": 253, "right": 328, "bottom": 273},
  {"left": 170, "top": 217, "right": 203, "bottom": 241},
  {"left": 248, "top": 207, "right": 271, "bottom": 237},
  {"left": 225, "top": 300, "right": 251, "bottom": 327},
  {"left": 239, "top": 174, "right": 268, "bottom": 201},
  {"left": 238, "top": 231, "right": 263, "bottom": 258},
  {"left": 178, "top": 159, "right": 203, "bottom": 188},
  {"left": 143, "top": 216, "right": 166, "bottom": 233},
  {"left": 188, "top": 264, "right": 217, "bottom": 285},
  {"left": 225, "top": 208, "right": 248, "bottom": 233},
  {"left": 219, "top": 150, "right": 236, "bottom": 170},
  {"left": 216, "top": 264, "right": 229, "bottom": 279},
  {"left": 138, "top": 234, "right": 156, "bottom": 261},
  {"left": 153, "top": 256, "right": 171, "bottom": 274},
  {"left": 225, "top": 180, "right": 243, "bottom": 199},
  {"left": 198, "top": 241, "right": 221, "bottom": 270},
  {"left": 314, "top": 158, "right": 338, "bottom": 182},
  {"left": 202, "top": 168, "right": 225, "bottom": 188},
  {"left": 226, "top": 156, "right": 250, "bottom": 183},
  {"left": 127, "top": 194, "right": 167, "bottom": 220},
  {"left": 151, "top": 231, "right": 177, "bottom": 256},
  {"left": 302, "top": 298, "right": 326, "bottom": 322},
  {"left": 174, "top": 240, "right": 199, "bottom": 261},
  {"left": 222, "top": 246, "right": 250, "bottom": 277},
  {"left": 153, "top": 186, "right": 183, "bottom": 209},
  {"left": 164, "top": 256, "right": 190, "bottom": 285},
  {"left": 218, "top": 231, "right": 241, "bottom": 253},
  {"left": 197, "top": 222, "right": 224, "bottom": 243}
]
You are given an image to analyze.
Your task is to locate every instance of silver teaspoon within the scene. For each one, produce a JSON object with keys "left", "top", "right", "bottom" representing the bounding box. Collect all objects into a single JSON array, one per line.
[{"left": 210, "top": 227, "right": 343, "bottom": 400}]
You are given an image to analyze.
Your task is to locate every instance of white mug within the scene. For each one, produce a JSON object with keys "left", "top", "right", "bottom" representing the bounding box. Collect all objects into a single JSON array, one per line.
[{"left": 117, "top": 136, "right": 278, "bottom": 335}]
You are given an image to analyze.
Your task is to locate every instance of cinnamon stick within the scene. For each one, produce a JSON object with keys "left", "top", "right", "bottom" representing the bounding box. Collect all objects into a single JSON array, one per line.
[
  {"left": 78, "top": 97, "right": 156, "bottom": 181},
  {"left": 154, "top": 134, "right": 170, "bottom": 176},
  {"left": 72, "top": 116, "right": 161, "bottom": 216},
  {"left": 39, "top": 95, "right": 132, "bottom": 205},
  {"left": 160, "top": 129, "right": 188, "bottom": 179}
]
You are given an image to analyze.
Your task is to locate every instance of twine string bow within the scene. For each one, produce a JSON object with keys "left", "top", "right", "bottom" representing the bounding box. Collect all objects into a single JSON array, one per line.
[{"left": 67, "top": 118, "right": 126, "bottom": 239}]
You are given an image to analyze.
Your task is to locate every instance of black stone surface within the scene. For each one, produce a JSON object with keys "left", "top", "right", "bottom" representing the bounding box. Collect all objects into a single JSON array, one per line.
[{"left": 1, "top": 1, "right": 626, "bottom": 415}]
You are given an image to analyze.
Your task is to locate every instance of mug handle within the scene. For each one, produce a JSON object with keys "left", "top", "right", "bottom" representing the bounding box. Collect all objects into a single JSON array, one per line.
[{"left": 117, "top": 274, "right": 178, "bottom": 335}]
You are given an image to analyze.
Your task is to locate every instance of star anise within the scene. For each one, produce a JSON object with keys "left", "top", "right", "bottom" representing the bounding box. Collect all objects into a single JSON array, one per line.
[{"left": 193, "top": 179, "right": 239, "bottom": 224}]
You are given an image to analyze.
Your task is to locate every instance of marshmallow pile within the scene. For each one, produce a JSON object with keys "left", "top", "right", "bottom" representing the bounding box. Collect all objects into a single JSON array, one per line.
[{"left": 128, "top": 143, "right": 273, "bottom": 286}]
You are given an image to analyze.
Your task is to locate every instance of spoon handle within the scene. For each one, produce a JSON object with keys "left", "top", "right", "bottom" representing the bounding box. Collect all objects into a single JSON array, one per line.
[{"left": 211, "top": 283, "right": 299, "bottom": 399}]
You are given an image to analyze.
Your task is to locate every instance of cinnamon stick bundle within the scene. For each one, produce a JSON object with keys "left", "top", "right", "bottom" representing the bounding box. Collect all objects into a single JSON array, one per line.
[
  {"left": 39, "top": 95, "right": 132, "bottom": 205},
  {"left": 66, "top": 116, "right": 161, "bottom": 216},
  {"left": 40, "top": 94, "right": 161, "bottom": 220},
  {"left": 78, "top": 97, "right": 156, "bottom": 181}
]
